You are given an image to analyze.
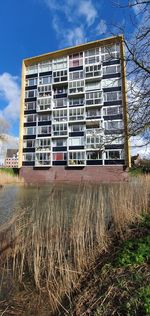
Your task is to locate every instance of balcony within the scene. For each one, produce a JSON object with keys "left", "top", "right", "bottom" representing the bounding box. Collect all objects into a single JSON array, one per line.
[
  {"left": 86, "top": 128, "right": 103, "bottom": 136},
  {"left": 35, "top": 152, "right": 52, "bottom": 167},
  {"left": 68, "top": 151, "right": 86, "bottom": 166},
  {"left": 37, "top": 97, "right": 52, "bottom": 112}
]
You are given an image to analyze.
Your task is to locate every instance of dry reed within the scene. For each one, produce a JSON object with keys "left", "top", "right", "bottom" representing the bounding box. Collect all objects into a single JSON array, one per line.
[
  {"left": 0, "top": 170, "right": 24, "bottom": 185},
  {"left": 0, "top": 176, "right": 150, "bottom": 314}
]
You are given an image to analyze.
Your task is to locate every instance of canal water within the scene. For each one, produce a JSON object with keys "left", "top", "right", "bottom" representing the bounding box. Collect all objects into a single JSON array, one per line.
[{"left": 0, "top": 184, "right": 80, "bottom": 225}]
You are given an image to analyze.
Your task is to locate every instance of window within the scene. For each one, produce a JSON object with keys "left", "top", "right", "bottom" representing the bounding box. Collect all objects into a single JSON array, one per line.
[
  {"left": 101, "top": 44, "right": 120, "bottom": 61},
  {"left": 69, "top": 107, "right": 85, "bottom": 121},
  {"left": 86, "top": 91, "right": 103, "bottom": 105},
  {"left": 37, "top": 98, "right": 52, "bottom": 111},
  {"left": 86, "top": 135, "right": 103, "bottom": 149},
  {"left": 85, "top": 55, "right": 100, "bottom": 65},
  {"left": 24, "top": 127, "right": 36, "bottom": 135},
  {"left": 69, "top": 71, "right": 84, "bottom": 81},
  {"left": 35, "top": 152, "right": 51, "bottom": 166},
  {"left": 86, "top": 109, "right": 101, "bottom": 117},
  {"left": 85, "top": 48, "right": 99, "bottom": 57},
  {"left": 23, "top": 153, "right": 35, "bottom": 161},
  {"left": 104, "top": 120, "right": 123, "bottom": 130},
  {"left": 105, "top": 134, "right": 123, "bottom": 145},
  {"left": 53, "top": 109, "right": 67, "bottom": 122},
  {"left": 68, "top": 151, "right": 85, "bottom": 165},
  {"left": 53, "top": 139, "right": 67, "bottom": 147},
  {"left": 87, "top": 151, "right": 102, "bottom": 160},
  {"left": 39, "top": 61, "right": 52, "bottom": 72},
  {"left": 69, "top": 52, "right": 83, "bottom": 68},
  {"left": 38, "top": 114, "right": 51, "bottom": 122},
  {"left": 38, "top": 126, "right": 51, "bottom": 135},
  {"left": 39, "top": 76, "right": 52, "bottom": 85},
  {"left": 54, "top": 87, "right": 67, "bottom": 95},
  {"left": 85, "top": 81, "right": 101, "bottom": 91},
  {"left": 26, "top": 78, "right": 37, "bottom": 86},
  {"left": 36, "top": 138, "right": 51, "bottom": 151},
  {"left": 26, "top": 64, "right": 38, "bottom": 75},
  {"left": 85, "top": 64, "right": 101, "bottom": 78},
  {"left": 70, "top": 124, "right": 85, "bottom": 132},
  {"left": 52, "top": 123, "right": 67, "bottom": 136},
  {"left": 38, "top": 85, "right": 51, "bottom": 97},
  {"left": 24, "top": 102, "right": 36, "bottom": 111},
  {"left": 69, "top": 137, "right": 84, "bottom": 146},
  {"left": 25, "top": 90, "right": 37, "bottom": 98},
  {"left": 53, "top": 98, "right": 67, "bottom": 108},
  {"left": 23, "top": 140, "right": 35, "bottom": 148},
  {"left": 103, "top": 65, "right": 120, "bottom": 75},
  {"left": 69, "top": 80, "right": 84, "bottom": 94},
  {"left": 69, "top": 98, "right": 84, "bottom": 107},
  {"left": 53, "top": 57, "right": 67, "bottom": 70},
  {"left": 102, "top": 78, "right": 121, "bottom": 88},
  {"left": 53, "top": 152, "right": 67, "bottom": 161},
  {"left": 103, "top": 106, "right": 122, "bottom": 116},
  {"left": 53, "top": 70, "right": 67, "bottom": 83},
  {"left": 105, "top": 150, "right": 123, "bottom": 160},
  {"left": 24, "top": 114, "right": 36, "bottom": 123},
  {"left": 104, "top": 91, "right": 122, "bottom": 102}
]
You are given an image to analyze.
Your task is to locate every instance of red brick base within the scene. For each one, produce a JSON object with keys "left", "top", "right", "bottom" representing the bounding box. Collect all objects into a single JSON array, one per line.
[{"left": 20, "top": 166, "right": 128, "bottom": 183}]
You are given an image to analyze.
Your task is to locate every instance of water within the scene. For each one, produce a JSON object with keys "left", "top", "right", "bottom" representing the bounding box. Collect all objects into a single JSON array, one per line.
[{"left": 0, "top": 184, "right": 79, "bottom": 225}]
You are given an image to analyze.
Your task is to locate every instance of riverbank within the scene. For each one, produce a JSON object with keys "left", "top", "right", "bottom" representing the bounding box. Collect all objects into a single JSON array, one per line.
[{"left": 0, "top": 176, "right": 150, "bottom": 315}]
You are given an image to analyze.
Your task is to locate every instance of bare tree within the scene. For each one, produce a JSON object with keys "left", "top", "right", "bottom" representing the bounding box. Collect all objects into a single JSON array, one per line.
[
  {"left": 0, "top": 117, "right": 9, "bottom": 141},
  {"left": 113, "top": 0, "right": 150, "bottom": 142}
]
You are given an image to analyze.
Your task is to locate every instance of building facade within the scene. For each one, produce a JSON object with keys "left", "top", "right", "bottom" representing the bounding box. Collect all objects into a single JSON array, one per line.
[
  {"left": 19, "top": 35, "right": 130, "bottom": 182},
  {"left": 5, "top": 149, "right": 18, "bottom": 168}
]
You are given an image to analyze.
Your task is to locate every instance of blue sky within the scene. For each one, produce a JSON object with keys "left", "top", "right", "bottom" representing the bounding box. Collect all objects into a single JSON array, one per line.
[{"left": 0, "top": 0, "right": 146, "bottom": 152}]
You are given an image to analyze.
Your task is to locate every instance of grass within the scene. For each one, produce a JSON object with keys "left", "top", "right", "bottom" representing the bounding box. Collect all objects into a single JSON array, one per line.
[
  {"left": 0, "top": 175, "right": 150, "bottom": 315},
  {"left": 0, "top": 168, "right": 23, "bottom": 185}
]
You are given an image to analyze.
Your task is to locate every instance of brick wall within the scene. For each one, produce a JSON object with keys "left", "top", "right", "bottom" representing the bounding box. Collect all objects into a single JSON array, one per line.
[{"left": 20, "top": 166, "right": 128, "bottom": 183}]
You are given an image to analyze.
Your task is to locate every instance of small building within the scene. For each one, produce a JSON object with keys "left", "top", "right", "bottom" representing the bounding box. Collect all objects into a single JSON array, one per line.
[{"left": 5, "top": 149, "right": 18, "bottom": 168}]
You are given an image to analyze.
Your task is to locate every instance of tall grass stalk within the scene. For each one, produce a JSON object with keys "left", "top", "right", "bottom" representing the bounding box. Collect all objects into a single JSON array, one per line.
[
  {"left": 0, "top": 176, "right": 150, "bottom": 313},
  {"left": 0, "top": 169, "right": 23, "bottom": 185}
]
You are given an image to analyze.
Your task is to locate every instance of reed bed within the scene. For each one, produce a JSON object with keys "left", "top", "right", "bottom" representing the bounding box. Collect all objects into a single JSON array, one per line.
[
  {"left": 0, "top": 170, "right": 24, "bottom": 185},
  {"left": 0, "top": 176, "right": 150, "bottom": 315}
]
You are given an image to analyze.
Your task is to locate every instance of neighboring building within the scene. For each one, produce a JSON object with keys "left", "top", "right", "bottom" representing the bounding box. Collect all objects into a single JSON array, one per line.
[
  {"left": 5, "top": 149, "right": 18, "bottom": 168},
  {"left": 19, "top": 35, "right": 131, "bottom": 182}
]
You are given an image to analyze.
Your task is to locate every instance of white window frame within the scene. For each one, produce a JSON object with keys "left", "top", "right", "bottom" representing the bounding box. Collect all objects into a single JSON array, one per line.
[
  {"left": 37, "top": 125, "right": 51, "bottom": 135},
  {"left": 52, "top": 109, "right": 67, "bottom": 122},
  {"left": 103, "top": 106, "right": 122, "bottom": 116},
  {"left": 104, "top": 91, "right": 122, "bottom": 102},
  {"left": 52, "top": 123, "right": 68, "bottom": 136},
  {"left": 69, "top": 107, "right": 85, "bottom": 121},
  {"left": 25, "top": 90, "right": 37, "bottom": 99},
  {"left": 53, "top": 98, "right": 67, "bottom": 108},
  {"left": 104, "top": 120, "right": 123, "bottom": 130},
  {"left": 69, "top": 71, "right": 84, "bottom": 81},
  {"left": 24, "top": 102, "right": 36, "bottom": 111},
  {"left": 69, "top": 80, "right": 84, "bottom": 94},
  {"left": 23, "top": 153, "right": 35, "bottom": 161}
]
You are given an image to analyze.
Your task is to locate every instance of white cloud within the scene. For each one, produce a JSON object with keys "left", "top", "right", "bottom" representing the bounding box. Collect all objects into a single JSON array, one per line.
[
  {"left": 131, "top": 136, "right": 150, "bottom": 158},
  {"left": 78, "top": 0, "right": 97, "bottom": 26},
  {"left": 96, "top": 19, "right": 107, "bottom": 35},
  {"left": 63, "top": 26, "right": 86, "bottom": 46},
  {"left": 44, "top": 0, "right": 98, "bottom": 47},
  {"left": 0, "top": 72, "right": 20, "bottom": 123}
]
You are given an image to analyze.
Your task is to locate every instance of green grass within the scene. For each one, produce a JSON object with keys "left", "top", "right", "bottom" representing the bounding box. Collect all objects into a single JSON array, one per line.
[
  {"left": 129, "top": 167, "right": 143, "bottom": 176},
  {"left": 0, "top": 168, "right": 18, "bottom": 176}
]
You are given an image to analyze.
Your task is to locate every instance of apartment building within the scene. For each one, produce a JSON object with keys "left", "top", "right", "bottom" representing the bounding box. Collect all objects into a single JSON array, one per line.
[{"left": 19, "top": 35, "right": 130, "bottom": 182}]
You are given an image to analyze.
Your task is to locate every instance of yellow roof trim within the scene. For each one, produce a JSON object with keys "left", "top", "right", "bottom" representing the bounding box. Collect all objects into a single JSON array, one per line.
[{"left": 24, "top": 35, "right": 124, "bottom": 66}]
